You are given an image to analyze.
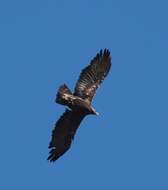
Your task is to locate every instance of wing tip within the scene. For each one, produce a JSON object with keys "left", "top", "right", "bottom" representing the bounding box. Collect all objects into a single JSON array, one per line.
[
  {"left": 97, "top": 48, "right": 111, "bottom": 63},
  {"left": 102, "top": 48, "right": 111, "bottom": 57},
  {"left": 47, "top": 148, "right": 60, "bottom": 162},
  {"left": 98, "top": 47, "right": 109, "bottom": 53}
]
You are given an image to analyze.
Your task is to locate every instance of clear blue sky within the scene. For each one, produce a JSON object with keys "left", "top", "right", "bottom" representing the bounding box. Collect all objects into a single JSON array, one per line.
[{"left": 0, "top": 0, "right": 168, "bottom": 189}]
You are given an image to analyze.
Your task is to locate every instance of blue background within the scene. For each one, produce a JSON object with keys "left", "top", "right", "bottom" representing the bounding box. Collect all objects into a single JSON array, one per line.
[{"left": 0, "top": 0, "right": 168, "bottom": 189}]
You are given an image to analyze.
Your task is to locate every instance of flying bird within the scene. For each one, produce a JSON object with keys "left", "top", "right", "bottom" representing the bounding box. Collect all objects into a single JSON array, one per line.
[{"left": 48, "top": 49, "right": 112, "bottom": 162}]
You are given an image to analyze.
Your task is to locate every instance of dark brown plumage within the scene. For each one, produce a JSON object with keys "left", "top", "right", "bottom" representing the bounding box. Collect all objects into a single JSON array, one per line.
[{"left": 48, "top": 49, "right": 112, "bottom": 162}]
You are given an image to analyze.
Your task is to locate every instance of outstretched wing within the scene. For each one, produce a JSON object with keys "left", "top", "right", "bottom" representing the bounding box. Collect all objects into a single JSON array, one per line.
[
  {"left": 48, "top": 109, "right": 86, "bottom": 162},
  {"left": 74, "top": 49, "right": 111, "bottom": 103}
]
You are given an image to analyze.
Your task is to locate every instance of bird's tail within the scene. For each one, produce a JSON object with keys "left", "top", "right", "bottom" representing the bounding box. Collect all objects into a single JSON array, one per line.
[{"left": 56, "top": 84, "right": 72, "bottom": 105}]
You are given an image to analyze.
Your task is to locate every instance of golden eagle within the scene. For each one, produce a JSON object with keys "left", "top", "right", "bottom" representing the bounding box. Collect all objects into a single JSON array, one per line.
[{"left": 48, "top": 49, "right": 112, "bottom": 162}]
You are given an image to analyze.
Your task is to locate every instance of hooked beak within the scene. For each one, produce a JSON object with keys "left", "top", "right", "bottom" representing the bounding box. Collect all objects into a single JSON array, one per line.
[
  {"left": 95, "top": 111, "right": 99, "bottom": 116},
  {"left": 91, "top": 107, "right": 99, "bottom": 115}
]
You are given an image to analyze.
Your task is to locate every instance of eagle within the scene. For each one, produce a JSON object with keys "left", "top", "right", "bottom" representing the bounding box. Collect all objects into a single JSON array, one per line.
[{"left": 48, "top": 49, "right": 112, "bottom": 162}]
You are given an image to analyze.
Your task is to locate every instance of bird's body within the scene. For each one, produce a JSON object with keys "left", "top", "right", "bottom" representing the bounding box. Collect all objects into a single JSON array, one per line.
[
  {"left": 48, "top": 49, "right": 112, "bottom": 162},
  {"left": 56, "top": 84, "right": 98, "bottom": 115}
]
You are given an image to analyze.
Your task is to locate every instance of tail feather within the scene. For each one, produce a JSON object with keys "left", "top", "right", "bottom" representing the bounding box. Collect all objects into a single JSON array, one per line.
[{"left": 56, "top": 84, "right": 72, "bottom": 105}]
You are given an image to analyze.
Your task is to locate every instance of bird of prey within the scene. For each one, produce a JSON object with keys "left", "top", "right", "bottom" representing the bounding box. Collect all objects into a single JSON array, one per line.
[{"left": 48, "top": 49, "right": 112, "bottom": 162}]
